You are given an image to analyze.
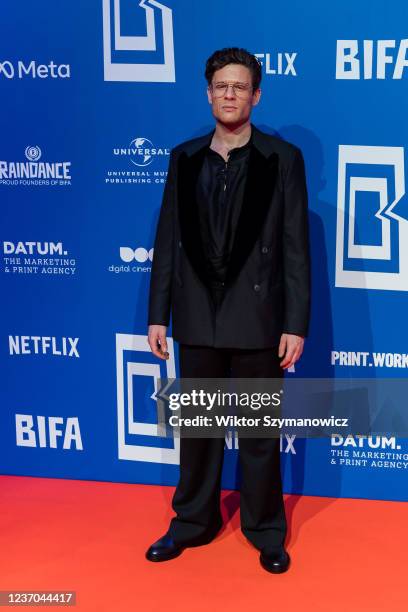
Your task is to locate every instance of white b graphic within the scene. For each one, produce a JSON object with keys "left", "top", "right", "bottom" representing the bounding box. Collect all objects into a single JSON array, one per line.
[
  {"left": 116, "top": 333, "right": 179, "bottom": 464},
  {"left": 102, "top": 0, "right": 175, "bottom": 82},
  {"left": 120, "top": 247, "right": 153, "bottom": 262},
  {"left": 336, "top": 145, "right": 408, "bottom": 291}
]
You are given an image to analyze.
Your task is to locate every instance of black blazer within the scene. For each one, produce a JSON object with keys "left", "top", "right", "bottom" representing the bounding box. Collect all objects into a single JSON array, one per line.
[{"left": 147, "top": 124, "right": 310, "bottom": 349}]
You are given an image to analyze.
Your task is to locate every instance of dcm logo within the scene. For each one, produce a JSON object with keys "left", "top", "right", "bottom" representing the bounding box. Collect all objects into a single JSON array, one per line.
[
  {"left": 335, "top": 145, "right": 408, "bottom": 291},
  {"left": 102, "top": 0, "right": 175, "bottom": 82}
]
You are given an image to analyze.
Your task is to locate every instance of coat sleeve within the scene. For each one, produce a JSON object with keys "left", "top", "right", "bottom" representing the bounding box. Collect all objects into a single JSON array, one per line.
[
  {"left": 147, "top": 149, "right": 176, "bottom": 327},
  {"left": 282, "top": 147, "right": 311, "bottom": 337}
]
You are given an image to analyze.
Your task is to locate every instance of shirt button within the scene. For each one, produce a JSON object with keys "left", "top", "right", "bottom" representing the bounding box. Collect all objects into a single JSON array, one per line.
[
  {"left": 261, "top": 246, "right": 268, "bottom": 254},
  {"left": 254, "top": 284, "right": 261, "bottom": 292}
]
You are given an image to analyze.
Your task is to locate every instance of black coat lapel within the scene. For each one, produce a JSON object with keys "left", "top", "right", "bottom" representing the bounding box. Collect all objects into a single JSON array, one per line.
[
  {"left": 177, "top": 147, "right": 210, "bottom": 287},
  {"left": 225, "top": 147, "right": 279, "bottom": 286}
]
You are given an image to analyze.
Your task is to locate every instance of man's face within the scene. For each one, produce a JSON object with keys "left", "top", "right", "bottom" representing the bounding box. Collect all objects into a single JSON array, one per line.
[{"left": 207, "top": 63, "right": 261, "bottom": 126}]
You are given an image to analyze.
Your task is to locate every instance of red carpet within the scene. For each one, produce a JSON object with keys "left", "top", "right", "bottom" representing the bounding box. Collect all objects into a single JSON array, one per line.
[{"left": 0, "top": 475, "right": 406, "bottom": 611}]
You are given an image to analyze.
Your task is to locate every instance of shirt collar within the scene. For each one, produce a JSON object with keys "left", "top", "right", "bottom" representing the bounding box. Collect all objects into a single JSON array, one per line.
[{"left": 207, "top": 128, "right": 253, "bottom": 161}]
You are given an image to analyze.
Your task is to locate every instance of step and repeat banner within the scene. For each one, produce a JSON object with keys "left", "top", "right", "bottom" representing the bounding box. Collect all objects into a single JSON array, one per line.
[{"left": 1, "top": 1, "right": 407, "bottom": 501}]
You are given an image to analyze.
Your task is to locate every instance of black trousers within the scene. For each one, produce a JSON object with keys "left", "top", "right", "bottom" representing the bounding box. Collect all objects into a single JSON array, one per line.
[{"left": 167, "top": 338, "right": 287, "bottom": 554}]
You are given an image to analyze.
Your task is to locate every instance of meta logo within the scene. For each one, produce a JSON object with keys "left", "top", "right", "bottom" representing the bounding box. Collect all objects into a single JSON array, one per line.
[
  {"left": 113, "top": 137, "right": 169, "bottom": 167},
  {"left": 335, "top": 145, "right": 408, "bottom": 291},
  {"left": 102, "top": 0, "right": 175, "bottom": 82},
  {"left": 16, "top": 415, "right": 83, "bottom": 450},
  {"left": 9, "top": 336, "right": 80, "bottom": 358},
  {"left": 336, "top": 40, "right": 408, "bottom": 79},
  {"left": 0, "top": 60, "right": 70, "bottom": 80},
  {"left": 254, "top": 52, "right": 297, "bottom": 76}
]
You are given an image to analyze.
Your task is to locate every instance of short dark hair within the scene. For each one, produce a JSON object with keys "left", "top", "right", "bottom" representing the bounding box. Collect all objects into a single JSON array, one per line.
[{"left": 205, "top": 47, "right": 262, "bottom": 91}]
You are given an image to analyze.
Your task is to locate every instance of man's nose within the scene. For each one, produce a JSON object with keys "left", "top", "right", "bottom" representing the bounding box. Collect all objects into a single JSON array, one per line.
[{"left": 224, "top": 85, "right": 236, "bottom": 98}]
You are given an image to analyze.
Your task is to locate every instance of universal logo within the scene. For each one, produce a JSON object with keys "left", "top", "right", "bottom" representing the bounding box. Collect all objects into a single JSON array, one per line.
[
  {"left": 114, "top": 138, "right": 169, "bottom": 167},
  {"left": 105, "top": 137, "right": 169, "bottom": 185}
]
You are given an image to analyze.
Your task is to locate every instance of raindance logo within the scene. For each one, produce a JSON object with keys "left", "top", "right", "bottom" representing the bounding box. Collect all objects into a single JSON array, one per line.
[
  {"left": 105, "top": 137, "right": 169, "bottom": 185},
  {"left": 0, "top": 146, "right": 72, "bottom": 186},
  {"left": 2, "top": 241, "right": 77, "bottom": 276}
]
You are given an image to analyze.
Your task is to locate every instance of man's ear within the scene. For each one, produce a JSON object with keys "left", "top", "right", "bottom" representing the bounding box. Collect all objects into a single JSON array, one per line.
[
  {"left": 252, "top": 88, "right": 261, "bottom": 107},
  {"left": 207, "top": 85, "right": 213, "bottom": 105}
]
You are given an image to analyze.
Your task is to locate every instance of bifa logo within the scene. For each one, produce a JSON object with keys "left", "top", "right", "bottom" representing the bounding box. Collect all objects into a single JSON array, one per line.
[
  {"left": 116, "top": 333, "right": 179, "bottom": 464},
  {"left": 16, "top": 415, "right": 83, "bottom": 450},
  {"left": 102, "top": 0, "right": 175, "bottom": 82},
  {"left": 335, "top": 145, "right": 408, "bottom": 291},
  {"left": 336, "top": 40, "right": 408, "bottom": 79}
]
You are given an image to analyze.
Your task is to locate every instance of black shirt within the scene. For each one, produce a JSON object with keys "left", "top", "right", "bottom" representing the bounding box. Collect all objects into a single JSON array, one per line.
[{"left": 196, "top": 135, "right": 252, "bottom": 290}]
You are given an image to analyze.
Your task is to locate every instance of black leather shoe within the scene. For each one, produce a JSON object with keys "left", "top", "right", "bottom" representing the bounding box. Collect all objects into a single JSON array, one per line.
[
  {"left": 259, "top": 548, "right": 290, "bottom": 574},
  {"left": 145, "top": 533, "right": 185, "bottom": 562}
]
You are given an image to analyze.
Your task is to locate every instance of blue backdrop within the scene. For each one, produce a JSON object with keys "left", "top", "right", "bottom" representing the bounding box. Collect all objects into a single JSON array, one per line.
[{"left": 1, "top": 0, "right": 407, "bottom": 501}]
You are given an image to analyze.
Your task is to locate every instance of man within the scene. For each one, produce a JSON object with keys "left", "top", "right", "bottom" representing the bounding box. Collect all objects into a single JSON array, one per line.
[{"left": 145, "top": 47, "right": 310, "bottom": 573}]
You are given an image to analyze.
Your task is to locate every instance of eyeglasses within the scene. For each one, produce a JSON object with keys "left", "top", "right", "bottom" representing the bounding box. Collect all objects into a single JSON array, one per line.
[{"left": 210, "top": 81, "right": 254, "bottom": 98}]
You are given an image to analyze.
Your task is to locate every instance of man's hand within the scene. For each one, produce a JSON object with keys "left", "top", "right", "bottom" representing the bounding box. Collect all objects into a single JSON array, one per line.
[
  {"left": 148, "top": 324, "right": 169, "bottom": 360},
  {"left": 278, "top": 333, "right": 304, "bottom": 369}
]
